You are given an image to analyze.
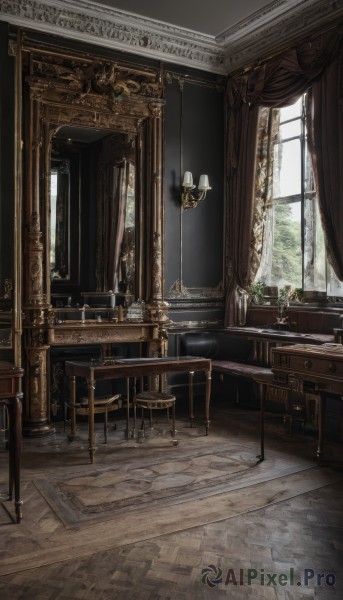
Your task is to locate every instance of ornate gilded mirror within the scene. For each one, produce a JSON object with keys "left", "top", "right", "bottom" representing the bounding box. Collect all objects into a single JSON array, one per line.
[
  {"left": 20, "top": 44, "right": 166, "bottom": 306},
  {"left": 50, "top": 126, "right": 136, "bottom": 296},
  {"left": 21, "top": 39, "right": 168, "bottom": 435}
]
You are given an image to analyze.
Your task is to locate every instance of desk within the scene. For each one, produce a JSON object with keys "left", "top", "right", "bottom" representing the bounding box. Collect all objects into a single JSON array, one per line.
[
  {"left": 272, "top": 343, "right": 343, "bottom": 461},
  {"left": 226, "top": 326, "right": 332, "bottom": 366},
  {"left": 0, "top": 362, "right": 24, "bottom": 523},
  {"left": 65, "top": 356, "right": 212, "bottom": 462}
]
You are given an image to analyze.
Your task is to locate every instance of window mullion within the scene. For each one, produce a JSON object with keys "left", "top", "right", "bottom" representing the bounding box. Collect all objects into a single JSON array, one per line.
[{"left": 301, "top": 97, "right": 305, "bottom": 290}]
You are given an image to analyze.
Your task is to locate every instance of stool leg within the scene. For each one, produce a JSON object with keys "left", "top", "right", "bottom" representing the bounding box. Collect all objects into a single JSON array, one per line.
[
  {"left": 149, "top": 408, "right": 153, "bottom": 429},
  {"left": 104, "top": 407, "right": 108, "bottom": 443},
  {"left": 133, "top": 398, "right": 137, "bottom": 438},
  {"left": 140, "top": 407, "right": 145, "bottom": 438},
  {"left": 171, "top": 402, "right": 177, "bottom": 445},
  {"left": 189, "top": 371, "right": 194, "bottom": 427},
  {"left": 69, "top": 376, "right": 77, "bottom": 441}
]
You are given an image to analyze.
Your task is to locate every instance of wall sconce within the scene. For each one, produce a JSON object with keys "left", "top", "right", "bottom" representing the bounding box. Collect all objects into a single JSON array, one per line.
[{"left": 181, "top": 171, "right": 211, "bottom": 209}]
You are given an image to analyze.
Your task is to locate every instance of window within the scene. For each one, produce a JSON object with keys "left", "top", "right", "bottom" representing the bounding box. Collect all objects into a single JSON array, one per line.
[{"left": 257, "top": 95, "right": 343, "bottom": 298}]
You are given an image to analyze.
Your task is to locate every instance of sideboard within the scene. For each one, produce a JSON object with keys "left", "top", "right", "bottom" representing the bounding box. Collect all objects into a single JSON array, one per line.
[
  {"left": 0, "top": 361, "right": 24, "bottom": 523},
  {"left": 272, "top": 343, "right": 343, "bottom": 461}
]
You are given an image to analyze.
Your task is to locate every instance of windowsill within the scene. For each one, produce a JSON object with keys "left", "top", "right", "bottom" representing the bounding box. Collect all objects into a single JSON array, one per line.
[
  {"left": 246, "top": 303, "right": 343, "bottom": 336},
  {"left": 249, "top": 301, "right": 343, "bottom": 311}
]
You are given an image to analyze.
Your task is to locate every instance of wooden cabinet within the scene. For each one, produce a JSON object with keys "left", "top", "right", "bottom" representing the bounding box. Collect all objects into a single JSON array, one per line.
[
  {"left": 272, "top": 343, "right": 343, "bottom": 459},
  {"left": 0, "top": 361, "right": 23, "bottom": 523}
]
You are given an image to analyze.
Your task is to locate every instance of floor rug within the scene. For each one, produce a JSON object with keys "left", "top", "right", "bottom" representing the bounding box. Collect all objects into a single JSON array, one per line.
[
  {"left": 1, "top": 412, "right": 343, "bottom": 575},
  {"left": 34, "top": 432, "right": 316, "bottom": 528}
]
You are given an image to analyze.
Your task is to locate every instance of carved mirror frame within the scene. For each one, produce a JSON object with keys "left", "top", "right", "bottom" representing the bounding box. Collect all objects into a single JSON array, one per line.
[{"left": 21, "top": 40, "right": 168, "bottom": 435}]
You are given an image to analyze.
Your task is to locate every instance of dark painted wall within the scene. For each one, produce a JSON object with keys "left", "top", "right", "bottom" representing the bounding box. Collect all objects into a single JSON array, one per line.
[
  {"left": 0, "top": 23, "right": 14, "bottom": 294},
  {"left": 0, "top": 23, "right": 15, "bottom": 362},
  {"left": 164, "top": 72, "right": 225, "bottom": 327},
  {"left": 1, "top": 25, "right": 226, "bottom": 330}
]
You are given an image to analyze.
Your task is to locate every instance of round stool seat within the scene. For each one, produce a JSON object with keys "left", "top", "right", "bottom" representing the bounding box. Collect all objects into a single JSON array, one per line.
[
  {"left": 134, "top": 391, "right": 177, "bottom": 445},
  {"left": 135, "top": 391, "right": 176, "bottom": 410}
]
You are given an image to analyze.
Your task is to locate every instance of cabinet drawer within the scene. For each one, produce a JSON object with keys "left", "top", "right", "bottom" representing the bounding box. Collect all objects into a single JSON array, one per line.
[
  {"left": 0, "top": 377, "right": 15, "bottom": 396},
  {"left": 288, "top": 354, "right": 343, "bottom": 377}
]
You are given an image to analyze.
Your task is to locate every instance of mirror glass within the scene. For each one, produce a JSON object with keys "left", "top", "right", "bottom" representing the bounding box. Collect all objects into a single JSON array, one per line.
[
  {"left": 0, "top": 280, "right": 12, "bottom": 348},
  {"left": 50, "top": 127, "right": 136, "bottom": 296},
  {"left": 0, "top": 215, "right": 14, "bottom": 349},
  {"left": 50, "top": 159, "right": 70, "bottom": 280}
]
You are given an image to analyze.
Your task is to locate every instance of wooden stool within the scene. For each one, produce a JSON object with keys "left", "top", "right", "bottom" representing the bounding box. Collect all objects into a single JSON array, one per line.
[
  {"left": 65, "top": 394, "right": 121, "bottom": 443},
  {"left": 133, "top": 391, "right": 178, "bottom": 445}
]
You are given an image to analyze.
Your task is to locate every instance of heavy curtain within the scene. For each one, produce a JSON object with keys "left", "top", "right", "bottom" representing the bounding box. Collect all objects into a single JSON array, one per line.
[
  {"left": 225, "top": 25, "right": 343, "bottom": 326},
  {"left": 307, "top": 48, "right": 343, "bottom": 281},
  {"left": 106, "top": 160, "right": 130, "bottom": 292},
  {"left": 54, "top": 164, "right": 69, "bottom": 279},
  {"left": 96, "top": 156, "right": 130, "bottom": 292}
]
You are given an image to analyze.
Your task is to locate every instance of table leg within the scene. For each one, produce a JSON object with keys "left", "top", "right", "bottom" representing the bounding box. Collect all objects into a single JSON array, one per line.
[
  {"left": 69, "top": 375, "right": 77, "bottom": 440},
  {"left": 133, "top": 381, "right": 137, "bottom": 439},
  {"left": 205, "top": 369, "right": 211, "bottom": 435},
  {"left": 126, "top": 377, "right": 131, "bottom": 438},
  {"left": 317, "top": 392, "right": 326, "bottom": 463},
  {"left": 188, "top": 371, "right": 194, "bottom": 427},
  {"left": 87, "top": 374, "right": 96, "bottom": 463},
  {"left": 257, "top": 382, "right": 265, "bottom": 462},
  {"left": 8, "top": 394, "right": 23, "bottom": 523}
]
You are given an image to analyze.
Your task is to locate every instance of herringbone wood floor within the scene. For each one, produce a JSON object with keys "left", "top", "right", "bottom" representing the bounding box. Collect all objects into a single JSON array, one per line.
[{"left": 0, "top": 402, "right": 342, "bottom": 600}]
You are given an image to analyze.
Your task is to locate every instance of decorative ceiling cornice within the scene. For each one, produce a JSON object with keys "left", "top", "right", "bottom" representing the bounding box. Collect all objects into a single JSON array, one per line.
[
  {"left": 1, "top": 0, "right": 343, "bottom": 74},
  {"left": 221, "top": 0, "right": 343, "bottom": 72}
]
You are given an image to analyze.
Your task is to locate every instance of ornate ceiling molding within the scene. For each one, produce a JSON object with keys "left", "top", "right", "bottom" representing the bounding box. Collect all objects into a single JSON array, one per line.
[
  {"left": 221, "top": 0, "right": 343, "bottom": 72},
  {"left": 1, "top": 0, "right": 343, "bottom": 74}
]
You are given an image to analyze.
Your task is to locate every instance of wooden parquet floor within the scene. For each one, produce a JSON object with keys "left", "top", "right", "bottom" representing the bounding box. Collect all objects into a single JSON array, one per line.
[{"left": 0, "top": 403, "right": 342, "bottom": 600}]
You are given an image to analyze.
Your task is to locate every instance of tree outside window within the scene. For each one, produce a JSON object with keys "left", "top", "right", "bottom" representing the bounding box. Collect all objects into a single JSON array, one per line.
[{"left": 257, "top": 95, "right": 343, "bottom": 299}]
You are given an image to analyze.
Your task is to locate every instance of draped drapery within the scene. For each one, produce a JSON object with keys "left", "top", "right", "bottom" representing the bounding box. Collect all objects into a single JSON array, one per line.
[
  {"left": 307, "top": 44, "right": 343, "bottom": 281},
  {"left": 106, "top": 160, "right": 130, "bottom": 292},
  {"left": 225, "top": 99, "right": 259, "bottom": 326},
  {"left": 54, "top": 165, "right": 69, "bottom": 279},
  {"left": 225, "top": 24, "right": 343, "bottom": 326},
  {"left": 96, "top": 157, "right": 130, "bottom": 292}
]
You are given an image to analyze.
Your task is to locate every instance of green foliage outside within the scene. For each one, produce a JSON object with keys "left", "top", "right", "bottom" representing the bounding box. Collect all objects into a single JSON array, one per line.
[{"left": 271, "top": 202, "right": 302, "bottom": 288}]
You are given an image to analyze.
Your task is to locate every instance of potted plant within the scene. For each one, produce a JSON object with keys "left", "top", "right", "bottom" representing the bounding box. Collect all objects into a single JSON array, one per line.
[{"left": 247, "top": 279, "right": 265, "bottom": 304}]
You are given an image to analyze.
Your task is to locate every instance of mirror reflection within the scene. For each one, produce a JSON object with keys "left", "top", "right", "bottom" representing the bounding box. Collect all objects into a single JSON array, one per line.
[
  {"left": 50, "top": 159, "right": 70, "bottom": 280},
  {"left": 50, "top": 127, "right": 136, "bottom": 299}
]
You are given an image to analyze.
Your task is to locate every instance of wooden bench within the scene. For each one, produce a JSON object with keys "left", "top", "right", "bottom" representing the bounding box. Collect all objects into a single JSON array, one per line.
[{"left": 179, "top": 331, "right": 272, "bottom": 399}]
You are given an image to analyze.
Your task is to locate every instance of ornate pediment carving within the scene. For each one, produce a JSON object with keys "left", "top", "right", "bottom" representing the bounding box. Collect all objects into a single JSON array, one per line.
[
  {"left": 25, "top": 51, "right": 163, "bottom": 115},
  {"left": 30, "top": 57, "right": 162, "bottom": 101}
]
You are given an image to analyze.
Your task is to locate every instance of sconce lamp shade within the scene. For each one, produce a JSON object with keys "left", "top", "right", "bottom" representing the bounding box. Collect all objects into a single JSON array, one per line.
[
  {"left": 182, "top": 171, "right": 193, "bottom": 187},
  {"left": 198, "top": 174, "right": 210, "bottom": 190}
]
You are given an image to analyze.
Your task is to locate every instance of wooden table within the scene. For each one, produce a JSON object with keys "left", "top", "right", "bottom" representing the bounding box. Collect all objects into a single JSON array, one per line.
[
  {"left": 0, "top": 362, "right": 24, "bottom": 523},
  {"left": 272, "top": 343, "right": 343, "bottom": 462},
  {"left": 65, "top": 356, "right": 212, "bottom": 462},
  {"left": 226, "top": 326, "right": 333, "bottom": 366}
]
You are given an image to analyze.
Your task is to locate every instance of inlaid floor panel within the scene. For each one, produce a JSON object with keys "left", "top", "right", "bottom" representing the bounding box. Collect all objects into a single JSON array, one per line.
[{"left": 0, "top": 404, "right": 342, "bottom": 599}]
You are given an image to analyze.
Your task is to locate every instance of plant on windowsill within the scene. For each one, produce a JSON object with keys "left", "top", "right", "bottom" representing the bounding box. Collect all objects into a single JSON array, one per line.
[
  {"left": 247, "top": 279, "right": 265, "bottom": 305},
  {"left": 289, "top": 287, "right": 304, "bottom": 303},
  {"left": 275, "top": 287, "right": 292, "bottom": 326}
]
